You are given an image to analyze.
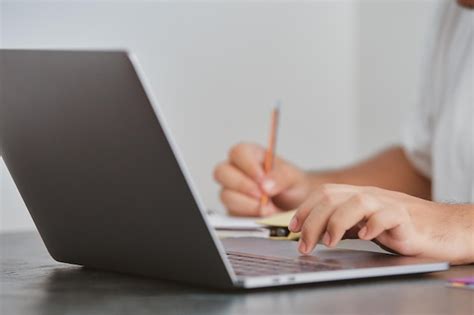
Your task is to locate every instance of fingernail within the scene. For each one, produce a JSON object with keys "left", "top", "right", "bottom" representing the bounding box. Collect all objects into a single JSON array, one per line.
[
  {"left": 322, "top": 231, "right": 331, "bottom": 246},
  {"left": 359, "top": 226, "right": 367, "bottom": 239},
  {"left": 298, "top": 239, "right": 307, "bottom": 254},
  {"left": 262, "top": 179, "right": 276, "bottom": 194},
  {"left": 288, "top": 217, "right": 298, "bottom": 232}
]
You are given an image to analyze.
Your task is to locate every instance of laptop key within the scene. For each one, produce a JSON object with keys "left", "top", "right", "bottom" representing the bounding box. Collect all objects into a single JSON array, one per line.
[{"left": 227, "top": 251, "right": 342, "bottom": 276}]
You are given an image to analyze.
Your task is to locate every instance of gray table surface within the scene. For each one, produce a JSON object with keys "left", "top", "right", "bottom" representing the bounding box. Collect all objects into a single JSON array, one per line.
[{"left": 1, "top": 231, "right": 473, "bottom": 315}]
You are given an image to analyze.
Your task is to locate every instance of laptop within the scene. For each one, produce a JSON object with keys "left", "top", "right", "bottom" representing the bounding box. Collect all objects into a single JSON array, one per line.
[{"left": 0, "top": 50, "right": 448, "bottom": 289}]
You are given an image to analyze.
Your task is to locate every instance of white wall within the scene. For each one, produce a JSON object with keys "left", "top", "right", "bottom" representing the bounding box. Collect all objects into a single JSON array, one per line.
[
  {"left": 0, "top": 0, "right": 439, "bottom": 232},
  {"left": 356, "top": 0, "right": 442, "bottom": 157}
]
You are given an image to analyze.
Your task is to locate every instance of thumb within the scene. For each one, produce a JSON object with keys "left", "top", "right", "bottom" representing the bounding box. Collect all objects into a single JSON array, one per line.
[{"left": 260, "top": 164, "right": 300, "bottom": 197}]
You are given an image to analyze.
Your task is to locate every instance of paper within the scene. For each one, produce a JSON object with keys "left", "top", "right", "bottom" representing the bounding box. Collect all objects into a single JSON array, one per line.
[
  {"left": 206, "top": 212, "right": 269, "bottom": 239},
  {"left": 207, "top": 210, "right": 300, "bottom": 240},
  {"left": 214, "top": 229, "right": 270, "bottom": 239},
  {"left": 207, "top": 212, "right": 263, "bottom": 230},
  {"left": 257, "top": 209, "right": 297, "bottom": 227}
]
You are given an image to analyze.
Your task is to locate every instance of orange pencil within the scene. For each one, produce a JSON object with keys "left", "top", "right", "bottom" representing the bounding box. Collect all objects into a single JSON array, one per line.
[{"left": 261, "top": 102, "right": 280, "bottom": 206}]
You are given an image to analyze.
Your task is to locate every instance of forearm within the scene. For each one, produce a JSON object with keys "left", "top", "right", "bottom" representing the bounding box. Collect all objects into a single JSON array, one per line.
[
  {"left": 306, "top": 146, "right": 432, "bottom": 200},
  {"left": 441, "top": 204, "right": 474, "bottom": 265}
]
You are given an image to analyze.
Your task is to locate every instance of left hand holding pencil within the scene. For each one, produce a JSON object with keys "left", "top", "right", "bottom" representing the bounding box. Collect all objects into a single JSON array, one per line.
[{"left": 213, "top": 142, "right": 310, "bottom": 217}]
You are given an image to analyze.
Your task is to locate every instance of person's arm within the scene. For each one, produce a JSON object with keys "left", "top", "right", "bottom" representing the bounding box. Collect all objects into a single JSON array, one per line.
[
  {"left": 214, "top": 143, "right": 430, "bottom": 217},
  {"left": 308, "top": 146, "right": 431, "bottom": 200}
]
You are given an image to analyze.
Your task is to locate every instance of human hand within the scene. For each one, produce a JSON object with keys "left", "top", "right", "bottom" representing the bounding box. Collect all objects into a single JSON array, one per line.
[
  {"left": 214, "top": 143, "right": 310, "bottom": 217},
  {"left": 289, "top": 184, "right": 474, "bottom": 264}
]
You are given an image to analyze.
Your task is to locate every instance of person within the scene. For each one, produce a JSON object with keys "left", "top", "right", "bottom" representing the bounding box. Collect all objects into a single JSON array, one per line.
[{"left": 213, "top": 0, "right": 474, "bottom": 265}]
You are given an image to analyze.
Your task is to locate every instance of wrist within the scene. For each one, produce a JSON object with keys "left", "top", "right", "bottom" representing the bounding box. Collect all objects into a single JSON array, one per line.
[
  {"left": 432, "top": 203, "right": 474, "bottom": 265},
  {"left": 306, "top": 170, "right": 341, "bottom": 190},
  {"left": 451, "top": 205, "right": 474, "bottom": 264}
]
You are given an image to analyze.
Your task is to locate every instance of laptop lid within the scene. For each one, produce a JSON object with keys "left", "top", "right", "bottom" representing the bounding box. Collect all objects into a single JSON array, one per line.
[{"left": 0, "top": 49, "right": 235, "bottom": 288}]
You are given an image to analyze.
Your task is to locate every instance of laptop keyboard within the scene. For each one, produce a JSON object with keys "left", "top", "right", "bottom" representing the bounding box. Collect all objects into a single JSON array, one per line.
[{"left": 227, "top": 251, "right": 342, "bottom": 277}]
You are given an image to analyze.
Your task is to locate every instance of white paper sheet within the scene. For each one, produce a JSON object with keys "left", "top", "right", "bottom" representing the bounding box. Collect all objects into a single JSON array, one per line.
[{"left": 206, "top": 212, "right": 263, "bottom": 230}]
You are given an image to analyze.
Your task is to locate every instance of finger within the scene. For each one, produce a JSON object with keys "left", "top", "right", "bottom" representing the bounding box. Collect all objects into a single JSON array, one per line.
[
  {"left": 220, "top": 189, "right": 260, "bottom": 216},
  {"left": 289, "top": 184, "right": 355, "bottom": 233},
  {"left": 214, "top": 162, "right": 262, "bottom": 199},
  {"left": 260, "top": 160, "right": 303, "bottom": 197},
  {"left": 359, "top": 209, "right": 405, "bottom": 240},
  {"left": 325, "top": 195, "right": 378, "bottom": 247},
  {"left": 288, "top": 194, "right": 321, "bottom": 233},
  {"left": 229, "top": 143, "right": 266, "bottom": 182},
  {"left": 220, "top": 189, "right": 281, "bottom": 217},
  {"left": 342, "top": 225, "right": 364, "bottom": 240},
  {"left": 298, "top": 204, "right": 335, "bottom": 254}
]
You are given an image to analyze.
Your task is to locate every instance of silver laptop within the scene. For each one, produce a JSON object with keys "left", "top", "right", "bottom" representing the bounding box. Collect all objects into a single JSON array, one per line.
[{"left": 0, "top": 49, "right": 448, "bottom": 289}]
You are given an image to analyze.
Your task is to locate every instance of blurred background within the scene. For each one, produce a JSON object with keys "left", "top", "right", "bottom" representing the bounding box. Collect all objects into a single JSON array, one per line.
[{"left": 0, "top": 0, "right": 442, "bottom": 232}]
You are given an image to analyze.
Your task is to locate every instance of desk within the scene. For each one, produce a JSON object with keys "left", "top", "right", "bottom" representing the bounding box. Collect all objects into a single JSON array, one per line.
[{"left": 1, "top": 231, "right": 472, "bottom": 315}]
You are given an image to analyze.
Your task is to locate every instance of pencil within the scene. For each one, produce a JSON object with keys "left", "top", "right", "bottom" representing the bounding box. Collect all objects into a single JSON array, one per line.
[{"left": 260, "top": 102, "right": 280, "bottom": 206}]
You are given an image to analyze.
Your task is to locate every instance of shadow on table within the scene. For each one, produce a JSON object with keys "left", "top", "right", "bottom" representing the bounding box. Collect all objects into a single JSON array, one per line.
[
  {"left": 33, "top": 266, "right": 234, "bottom": 315},
  {"left": 31, "top": 264, "right": 448, "bottom": 315}
]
